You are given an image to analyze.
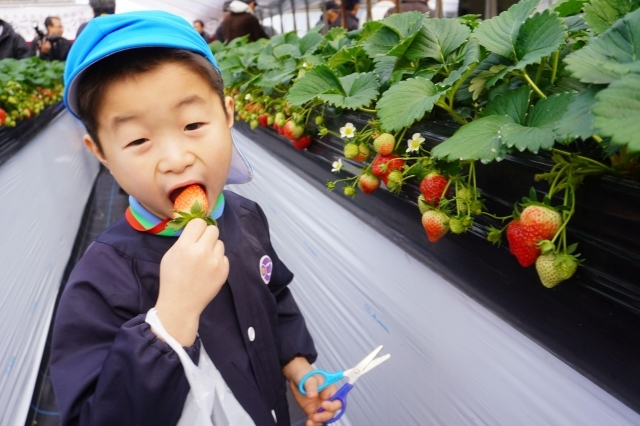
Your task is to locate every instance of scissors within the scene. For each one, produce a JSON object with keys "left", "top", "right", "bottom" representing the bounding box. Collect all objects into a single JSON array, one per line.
[{"left": 298, "top": 345, "right": 391, "bottom": 424}]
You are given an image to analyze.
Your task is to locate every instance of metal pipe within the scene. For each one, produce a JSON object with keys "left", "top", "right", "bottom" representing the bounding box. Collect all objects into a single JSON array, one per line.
[
  {"left": 278, "top": 2, "right": 284, "bottom": 33},
  {"left": 340, "top": 0, "right": 347, "bottom": 29},
  {"left": 396, "top": 0, "right": 402, "bottom": 14},
  {"left": 436, "top": 0, "right": 443, "bottom": 17},
  {"left": 366, "top": 0, "right": 372, "bottom": 22},
  {"left": 290, "top": 0, "right": 297, "bottom": 31},
  {"left": 485, "top": 0, "right": 498, "bottom": 18},
  {"left": 305, "top": 0, "right": 311, "bottom": 30}
]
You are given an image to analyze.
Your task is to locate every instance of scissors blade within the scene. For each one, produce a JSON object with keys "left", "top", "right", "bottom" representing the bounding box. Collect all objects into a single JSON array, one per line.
[
  {"left": 354, "top": 345, "right": 383, "bottom": 373},
  {"left": 361, "top": 353, "right": 390, "bottom": 375}
]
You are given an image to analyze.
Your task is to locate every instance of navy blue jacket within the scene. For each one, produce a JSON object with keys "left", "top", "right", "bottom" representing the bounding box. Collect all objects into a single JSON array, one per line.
[{"left": 51, "top": 191, "right": 317, "bottom": 426}]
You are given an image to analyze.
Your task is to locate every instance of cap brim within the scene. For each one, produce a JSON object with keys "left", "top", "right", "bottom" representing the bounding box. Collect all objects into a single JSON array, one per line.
[{"left": 228, "top": 130, "right": 253, "bottom": 184}]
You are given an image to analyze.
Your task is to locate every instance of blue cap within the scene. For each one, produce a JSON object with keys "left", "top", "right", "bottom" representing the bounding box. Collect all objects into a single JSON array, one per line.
[{"left": 64, "top": 10, "right": 252, "bottom": 185}]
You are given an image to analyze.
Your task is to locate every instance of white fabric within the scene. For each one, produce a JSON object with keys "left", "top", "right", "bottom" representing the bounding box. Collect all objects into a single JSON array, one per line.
[
  {"left": 228, "top": 1, "right": 255, "bottom": 15},
  {"left": 227, "top": 128, "right": 640, "bottom": 426},
  {"left": 0, "top": 111, "right": 99, "bottom": 426},
  {"left": 145, "top": 308, "right": 255, "bottom": 426}
]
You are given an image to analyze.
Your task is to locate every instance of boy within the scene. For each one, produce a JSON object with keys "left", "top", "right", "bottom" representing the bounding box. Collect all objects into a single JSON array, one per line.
[{"left": 50, "top": 11, "right": 340, "bottom": 426}]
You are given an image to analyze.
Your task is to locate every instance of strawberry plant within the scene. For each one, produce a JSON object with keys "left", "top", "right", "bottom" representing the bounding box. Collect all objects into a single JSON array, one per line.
[{"left": 214, "top": 0, "right": 640, "bottom": 289}]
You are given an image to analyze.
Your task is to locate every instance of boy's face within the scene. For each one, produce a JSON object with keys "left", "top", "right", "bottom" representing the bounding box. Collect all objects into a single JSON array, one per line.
[{"left": 84, "top": 62, "right": 234, "bottom": 219}]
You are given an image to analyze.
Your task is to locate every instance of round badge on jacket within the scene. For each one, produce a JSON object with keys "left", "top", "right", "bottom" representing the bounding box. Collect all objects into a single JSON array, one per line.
[{"left": 259, "top": 255, "right": 272, "bottom": 284}]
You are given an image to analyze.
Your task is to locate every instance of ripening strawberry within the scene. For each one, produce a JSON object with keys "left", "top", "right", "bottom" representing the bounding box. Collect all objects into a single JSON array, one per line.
[
  {"left": 373, "top": 133, "right": 395, "bottom": 155},
  {"left": 293, "top": 135, "right": 312, "bottom": 150},
  {"left": 344, "top": 143, "right": 359, "bottom": 159},
  {"left": 358, "top": 172, "right": 380, "bottom": 195},
  {"left": 371, "top": 154, "right": 405, "bottom": 177},
  {"left": 352, "top": 143, "right": 371, "bottom": 162},
  {"left": 258, "top": 114, "right": 270, "bottom": 128},
  {"left": 419, "top": 172, "right": 449, "bottom": 206},
  {"left": 422, "top": 210, "right": 449, "bottom": 243},
  {"left": 506, "top": 219, "right": 540, "bottom": 267},
  {"left": 520, "top": 205, "right": 562, "bottom": 241}
]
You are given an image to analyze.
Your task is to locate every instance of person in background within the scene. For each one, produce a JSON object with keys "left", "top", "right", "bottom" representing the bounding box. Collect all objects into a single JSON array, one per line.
[
  {"left": 315, "top": 1, "right": 340, "bottom": 33},
  {"left": 221, "top": 0, "right": 268, "bottom": 42},
  {"left": 384, "top": 0, "right": 432, "bottom": 17},
  {"left": 213, "top": 1, "right": 231, "bottom": 42},
  {"left": 77, "top": 0, "right": 116, "bottom": 38},
  {"left": 335, "top": 0, "right": 360, "bottom": 31},
  {"left": 32, "top": 16, "right": 72, "bottom": 61},
  {"left": 0, "top": 18, "right": 32, "bottom": 59},
  {"left": 193, "top": 19, "right": 211, "bottom": 42},
  {"left": 458, "top": 0, "right": 519, "bottom": 17}
]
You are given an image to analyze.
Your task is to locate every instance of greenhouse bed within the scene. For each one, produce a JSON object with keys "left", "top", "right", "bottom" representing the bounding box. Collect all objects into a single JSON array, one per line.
[{"left": 235, "top": 120, "right": 640, "bottom": 414}]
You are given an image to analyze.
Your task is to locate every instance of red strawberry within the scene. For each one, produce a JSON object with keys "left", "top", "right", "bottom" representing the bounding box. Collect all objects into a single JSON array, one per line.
[
  {"left": 273, "top": 122, "right": 280, "bottom": 132},
  {"left": 245, "top": 103, "right": 255, "bottom": 113},
  {"left": 169, "top": 184, "right": 216, "bottom": 231},
  {"left": 373, "top": 133, "right": 395, "bottom": 155},
  {"left": 371, "top": 154, "right": 405, "bottom": 177},
  {"left": 419, "top": 172, "right": 449, "bottom": 206},
  {"left": 258, "top": 114, "right": 269, "bottom": 128},
  {"left": 520, "top": 205, "right": 562, "bottom": 241},
  {"left": 358, "top": 172, "right": 380, "bottom": 194},
  {"left": 278, "top": 124, "right": 285, "bottom": 135},
  {"left": 0, "top": 108, "right": 6, "bottom": 125},
  {"left": 506, "top": 219, "right": 540, "bottom": 267},
  {"left": 293, "top": 135, "right": 312, "bottom": 150},
  {"left": 172, "top": 184, "right": 209, "bottom": 217},
  {"left": 283, "top": 120, "right": 303, "bottom": 140},
  {"left": 422, "top": 211, "right": 449, "bottom": 243}
]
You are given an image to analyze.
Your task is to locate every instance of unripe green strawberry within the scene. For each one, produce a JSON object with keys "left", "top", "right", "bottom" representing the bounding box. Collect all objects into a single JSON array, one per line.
[
  {"left": 292, "top": 112, "right": 302, "bottom": 123},
  {"left": 353, "top": 143, "right": 371, "bottom": 162},
  {"left": 535, "top": 254, "right": 578, "bottom": 288},
  {"left": 343, "top": 143, "right": 359, "bottom": 159},
  {"left": 386, "top": 170, "right": 404, "bottom": 193},
  {"left": 456, "top": 187, "right": 473, "bottom": 213},
  {"left": 250, "top": 119, "right": 259, "bottom": 130},
  {"left": 373, "top": 133, "right": 395, "bottom": 155},
  {"left": 470, "top": 200, "right": 483, "bottom": 215},
  {"left": 343, "top": 186, "right": 356, "bottom": 197},
  {"left": 421, "top": 210, "right": 449, "bottom": 243},
  {"left": 418, "top": 195, "right": 433, "bottom": 215},
  {"left": 275, "top": 112, "right": 286, "bottom": 127},
  {"left": 315, "top": 115, "right": 324, "bottom": 125},
  {"left": 449, "top": 218, "right": 466, "bottom": 234},
  {"left": 267, "top": 115, "right": 275, "bottom": 126}
]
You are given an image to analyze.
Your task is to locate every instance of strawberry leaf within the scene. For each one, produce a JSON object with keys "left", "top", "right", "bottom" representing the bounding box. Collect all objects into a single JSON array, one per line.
[
  {"left": 286, "top": 65, "right": 343, "bottom": 105},
  {"left": 552, "top": 0, "right": 588, "bottom": 17},
  {"left": 362, "top": 12, "right": 426, "bottom": 58},
  {"left": 483, "top": 85, "right": 530, "bottom": 125},
  {"left": 376, "top": 77, "right": 445, "bottom": 131},
  {"left": 592, "top": 73, "right": 640, "bottom": 152},
  {"left": 406, "top": 18, "right": 471, "bottom": 62},
  {"left": 319, "top": 72, "right": 380, "bottom": 109},
  {"left": 432, "top": 115, "right": 514, "bottom": 163},
  {"left": 583, "top": 0, "right": 633, "bottom": 34},
  {"left": 299, "top": 32, "right": 323, "bottom": 55},
  {"left": 564, "top": 8, "right": 640, "bottom": 84},
  {"left": 554, "top": 86, "right": 602, "bottom": 142}
]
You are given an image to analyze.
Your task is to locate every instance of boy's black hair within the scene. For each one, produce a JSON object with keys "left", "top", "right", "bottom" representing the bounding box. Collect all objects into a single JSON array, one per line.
[{"left": 76, "top": 47, "right": 227, "bottom": 156}]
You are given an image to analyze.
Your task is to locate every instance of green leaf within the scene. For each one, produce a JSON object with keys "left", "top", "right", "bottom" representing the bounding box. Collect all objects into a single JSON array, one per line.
[
  {"left": 326, "top": 27, "right": 347, "bottom": 41},
  {"left": 379, "top": 11, "right": 427, "bottom": 38},
  {"left": 442, "top": 38, "right": 480, "bottom": 86},
  {"left": 501, "top": 92, "right": 573, "bottom": 153},
  {"left": 554, "top": 86, "right": 602, "bottom": 141},
  {"left": 373, "top": 56, "right": 397, "bottom": 86},
  {"left": 376, "top": 77, "right": 445, "bottom": 131},
  {"left": 512, "top": 10, "right": 567, "bottom": 70},
  {"left": 328, "top": 46, "right": 361, "bottom": 69},
  {"left": 551, "top": 0, "right": 588, "bottom": 17},
  {"left": 432, "top": 115, "right": 514, "bottom": 163},
  {"left": 583, "top": 0, "right": 633, "bottom": 34},
  {"left": 362, "top": 11, "right": 425, "bottom": 57},
  {"left": 300, "top": 32, "right": 323, "bottom": 55},
  {"left": 286, "top": 65, "right": 343, "bottom": 105},
  {"left": 564, "top": 8, "right": 640, "bottom": 84},
  {"left": 469, "top": 64, "right": 508, "bottom": 99},
  {"left": 406, "top": 18, "right": 471, "bottom": 62},
  {"left": 319, "top": 72, "right": 380, "bottom": 109},
  {"left": 592, "top": 73, "right": 640, "bottom": 151},
  {"left": 273, "top": 44, "right": 301, "bottom": 59},
  {"left": 473, "top": 0, "right": 539, "bottom": 60},
  {"left": 483, "top": 85, "right": 531, "bottom": 124}
]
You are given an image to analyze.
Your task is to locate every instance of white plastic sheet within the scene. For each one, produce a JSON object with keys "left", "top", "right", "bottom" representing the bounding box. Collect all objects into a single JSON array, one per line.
[
  {"left": 228, "top": 128, "right": 640, "bottom": 426},
  {"left": 0, "top": 112, "right": 99, "bottom": 426}
]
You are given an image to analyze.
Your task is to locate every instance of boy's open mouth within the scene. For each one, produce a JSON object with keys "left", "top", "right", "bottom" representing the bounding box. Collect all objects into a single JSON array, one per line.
[{"left": 168, "top": 183, "right": 206, "bottom": 204}]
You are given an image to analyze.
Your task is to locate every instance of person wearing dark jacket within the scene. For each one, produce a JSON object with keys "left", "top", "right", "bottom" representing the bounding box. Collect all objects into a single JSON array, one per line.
[
  {"left": 31, "top": 16, "right": 72, "bottom": 61},
  {"left": 76, "top": 0, "right": 116, "bottom": 38},
  {"left": 221, "top": 0, "right": 268, "bottom": 43},
  {"left": 193, "top": 19, "right": 211, "bottom": 42},
  {"left": 334, "top": 0, "right": 360, "bottom": 31},
  {"left": 384, "top": 0, "right": 432, "bottom": 17},
  {"left": 0, "top": 19, "right": 32, "bottom": 60}
]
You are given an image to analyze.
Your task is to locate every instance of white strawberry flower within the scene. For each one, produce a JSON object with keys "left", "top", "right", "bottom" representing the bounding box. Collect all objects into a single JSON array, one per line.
[
  {"left": 331, "top": 159, "right": 343, "bottom": 173},
  {"left": 407, "top": 133, "right": 425, "bottom": 153},
  {"left": 339, "top": 122, "right": 356, "bottom": 139},
  {"left": 244, "top": 94, "right": 252, "bottom": 101}
]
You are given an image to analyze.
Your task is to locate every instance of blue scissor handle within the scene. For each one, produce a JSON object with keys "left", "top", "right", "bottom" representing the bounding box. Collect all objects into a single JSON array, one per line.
[
  {"left": 298, "top": 369, "right": 345, "bottom": 395},
  {"left": 318, "top": 382, "right": 353, "bottom": 424}
]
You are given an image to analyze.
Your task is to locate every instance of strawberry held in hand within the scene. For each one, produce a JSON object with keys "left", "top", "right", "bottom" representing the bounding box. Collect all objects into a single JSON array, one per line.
[{"left": 168, "top": 184, "right": 216, "bottom": 231}]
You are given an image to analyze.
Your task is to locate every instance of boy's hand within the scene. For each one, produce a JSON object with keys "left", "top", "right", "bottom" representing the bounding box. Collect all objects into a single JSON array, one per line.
[
  {"left": 154, "top": 219, "right": 229, "bottom": 346},
  {"left": 284, "top": 358, "right": 343, "bottom": 426}
]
